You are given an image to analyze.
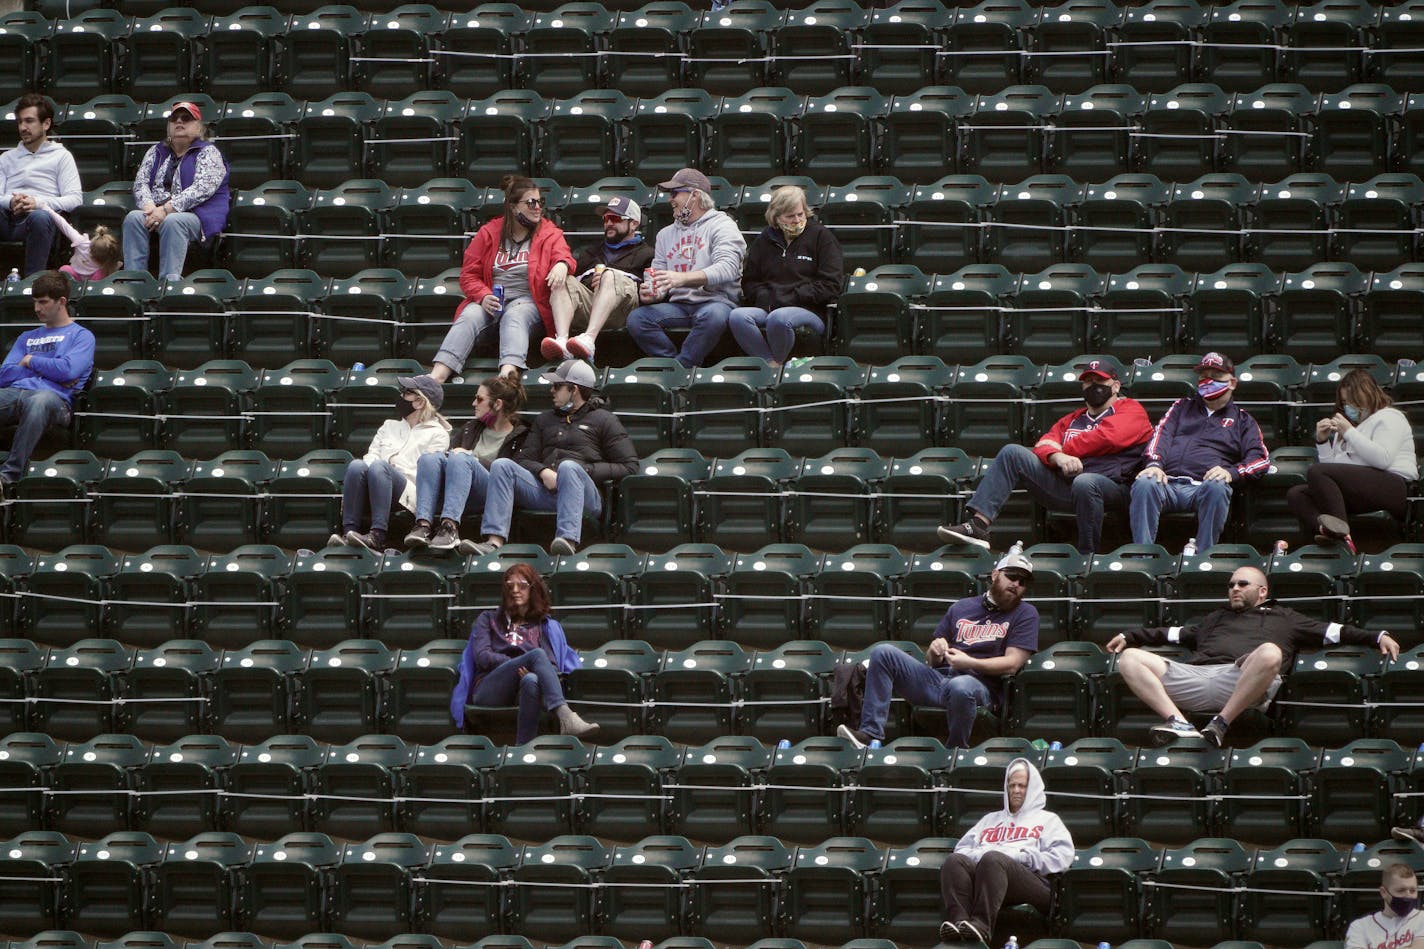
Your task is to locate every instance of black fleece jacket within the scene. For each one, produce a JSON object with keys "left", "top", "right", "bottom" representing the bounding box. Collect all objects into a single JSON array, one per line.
[{"left": 739, "top": 218, "right": 845, "bottom": 318}]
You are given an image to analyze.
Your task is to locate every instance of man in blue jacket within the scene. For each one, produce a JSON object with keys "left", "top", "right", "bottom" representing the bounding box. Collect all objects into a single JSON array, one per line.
[
  {"left": 0, "top": 270, "right": 93, "bottom": 494},
  {"left": 1129, "top": 352, "right": 1270, "bottom": 550}
]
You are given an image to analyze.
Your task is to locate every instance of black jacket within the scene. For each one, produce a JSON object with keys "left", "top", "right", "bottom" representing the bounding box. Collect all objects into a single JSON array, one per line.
[
  {"left": 739, "top": 218, "right": 844, "bottom": 318},
  {"left": 450, "top": 416, "right": 530, "bottom": 459},
  {"left": 1123, "top": 600, "right": 1382, "bottom": 674},
  {"left": 516, "top": 395, "right": 639, "bottom": 483},
  {"left": 574, "top": 237, "right": 655, "bottom": 284}
]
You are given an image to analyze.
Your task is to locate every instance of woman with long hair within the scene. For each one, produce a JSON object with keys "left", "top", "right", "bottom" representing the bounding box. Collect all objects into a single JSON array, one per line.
[
  {"left": 1288, "top": 368, "right": 1418, "bottom": 553},
  {"left": 449, "top": 563, "right": 598, "bottom": 743},
  {"left": 406, "top": 374, "right": 529, "bottom": 550},
  {"left": 329, "top": 373, "right": 451, "bottom": 551},
  {"left": 429, "top": 174, "right": 578, "bottom": 382}
]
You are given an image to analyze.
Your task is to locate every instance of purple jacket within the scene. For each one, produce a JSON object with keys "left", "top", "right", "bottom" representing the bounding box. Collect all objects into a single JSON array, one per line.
[
  {"left": 449, "top": 609, "right": 582, "bottom": 729},
  {"left": 141, "top": 139, "right": 230, "bottom": 238}
]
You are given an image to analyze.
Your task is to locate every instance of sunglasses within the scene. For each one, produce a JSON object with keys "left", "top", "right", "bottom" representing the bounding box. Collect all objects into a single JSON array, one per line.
[
  {"left": 1001, "top": 570, "right": 1032, "bottom": 587},
  {"left": 603, "top": 213, "right": 630, "bottom": 224},
  {"left": 522, "top": 197, "right": 545, "bottom": 209},
  {"left": 505, "top": 579, "right": 532, "bottom": 590},
  {"left": 1227, "top": 579, "right": 1255, "bottom": 589}
]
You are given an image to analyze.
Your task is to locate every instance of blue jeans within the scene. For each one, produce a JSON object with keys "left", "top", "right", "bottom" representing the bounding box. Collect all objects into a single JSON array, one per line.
[
  {"left": 1129, "top": 475, "right": 1233, "bottom": 549},
  {"left": 626, "top": 299, "right": 731, "bottom": 368},
  {"left": 481, "top": 457, "right": 601, "bottom": 542},
  {"left": 858, "top": 643, "right": 993, "bottom": 749},
  {"left": 122, "top": 209, "right": 204, "bottom": 280},
  {"left": 968, "top": 443, "right": 1130, "bottom": 554},
  {"left": 0, "top": 209, "right": 58, "bottom": 276},
  {"left": 341, "top": 458, "right": 407, "bottom": 533},
  {"left": 0, "top": 387, "right": 71, "bottom": 482},
  {"left": 434, "top": 296, "right": 544, "bottom": 374},
  {"left": 728, "top": 305, "right": 824, "bottom": 363},
  {"left": 415, "top": 451, "right": 492, "bottom": 523},
  {"left": 468, "top": 648, "right": 566, "bottom": 744}
]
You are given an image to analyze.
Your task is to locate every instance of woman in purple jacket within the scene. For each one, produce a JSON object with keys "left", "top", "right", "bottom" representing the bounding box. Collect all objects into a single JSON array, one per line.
[{"left": 449, "top": 563, "right": 598, "bottom": 743}]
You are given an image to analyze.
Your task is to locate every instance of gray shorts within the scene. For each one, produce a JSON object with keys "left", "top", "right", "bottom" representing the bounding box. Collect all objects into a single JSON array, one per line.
[{"left": 1160, "top": 658, "right": 1283, "bottom": 713}]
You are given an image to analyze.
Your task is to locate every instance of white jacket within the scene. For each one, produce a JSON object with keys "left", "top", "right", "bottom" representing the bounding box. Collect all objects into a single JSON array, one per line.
[
  {"left": 1318, "top": 406, "right": 1419, "bottom": 481},
  {"left": 953, "top": 757, "right": 1075, "bottom": 877},
  {"left": 363, "top": 415, "right": 451, "bottom": 511}
]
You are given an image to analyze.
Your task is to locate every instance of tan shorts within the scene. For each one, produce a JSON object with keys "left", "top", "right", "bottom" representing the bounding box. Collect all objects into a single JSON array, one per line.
[{"left": 564, "top": 269, "right": 639, "bottom": 332}]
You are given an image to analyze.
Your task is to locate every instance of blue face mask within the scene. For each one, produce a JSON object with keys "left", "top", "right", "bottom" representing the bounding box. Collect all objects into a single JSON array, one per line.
[
  {"left": 1344, "top": 405, "right": 1363, "bottom": 423},
  {"left": 1197, "top": 378, "right": 1232, "bottom": 400}
]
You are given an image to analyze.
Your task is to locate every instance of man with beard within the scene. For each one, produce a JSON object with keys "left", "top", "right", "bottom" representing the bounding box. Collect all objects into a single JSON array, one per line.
[
  {"left": 0, "top": 93, "right": 82, "bottom": 276},
  {"left": 938, "top": 360, "right": 1152, "bottom": 555},
  {"left": 838, "top": 547, "right": 1039, "bottom": 750},
  {"left": 1108, "top": 565, "right": 1398, "bottom": 747},
  {"left": 540, "top": 195, "right": 654, "bottom": 364}
]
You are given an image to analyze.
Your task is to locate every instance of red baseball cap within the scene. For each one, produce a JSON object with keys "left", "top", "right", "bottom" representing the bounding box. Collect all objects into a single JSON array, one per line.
[{"left": 168, "top": 101, "right": 203, "bottom": 122}]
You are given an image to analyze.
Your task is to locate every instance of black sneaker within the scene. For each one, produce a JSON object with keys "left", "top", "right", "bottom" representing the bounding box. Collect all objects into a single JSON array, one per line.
[
  {"left": 404, "top": 521, "right": 433, "bottom": 549},
  {"left": 836, "top": 724, "right": 873, "bottom": 749},
  {"left": 551, "top": 536, "right": 578, "bottom": 556},
  {"left": 939, "top": 921, "right": 968, "bottom": 943},
  {"left": 937, "top": 518, "right": 990, "bottom": 549},
  {"left": 1201, "top": 714, "right": 1229, "bottom": 748},
  {"left": 429, "top": 520, "right": 460, "bottom": 551},
  {"left": 327, "top": 532, "right": 349, "bottom": 548},
  {"left": 347, "top": 530, "right": 384, "bottom": 552},
  {"left": 958, "top": 920, "right": 989, "bottom": 944}
]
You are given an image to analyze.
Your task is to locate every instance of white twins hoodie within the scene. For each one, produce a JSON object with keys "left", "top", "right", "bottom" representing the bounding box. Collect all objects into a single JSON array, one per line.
[{"left": 954, "top": 757, "right": 1076, "bottom": 877}]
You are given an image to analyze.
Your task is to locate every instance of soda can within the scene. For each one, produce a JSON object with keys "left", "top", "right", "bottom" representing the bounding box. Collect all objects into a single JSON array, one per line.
[
  {"left": 1049, "top": 741, "right": 1062, "bottom": 751},
  {"left": 638, "top": 942, "right": 654, "bottom": 949},
  {"left": 776, "top": 739, "right": 791, "bottom": 750},
  {"left": 351, "top": 362, "right": 365, "bottom": 373},
  {"left": 492, "top": 285, "right": 505, "bottom": 314},
  {"left": 1274, "top": 539, "right": 1289, "bottom": 555},
  {"left": 1353, "top": 842, "right": 1367, "bottom": 853}
]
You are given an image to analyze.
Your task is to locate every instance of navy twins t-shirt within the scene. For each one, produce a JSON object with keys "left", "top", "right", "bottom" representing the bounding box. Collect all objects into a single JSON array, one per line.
[{"left": 931, "top": 595, "right": 1040, "bottom": 702}]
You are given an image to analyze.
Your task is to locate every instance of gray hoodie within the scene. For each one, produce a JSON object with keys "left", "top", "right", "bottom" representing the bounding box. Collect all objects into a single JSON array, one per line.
[
  {"left": 0, "top": 139, "right": 82, "bottom": 213},
  {"left": 651, "top": 207, "right": 747, "bottom": 308},
  {"left": 953, "top": 758, "right": 1075, "bottom": 877}
]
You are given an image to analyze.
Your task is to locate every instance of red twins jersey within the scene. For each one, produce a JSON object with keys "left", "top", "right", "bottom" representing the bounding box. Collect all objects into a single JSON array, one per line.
[{"left": 1031, "top": 396, "right": 1153, "bottom": 483}]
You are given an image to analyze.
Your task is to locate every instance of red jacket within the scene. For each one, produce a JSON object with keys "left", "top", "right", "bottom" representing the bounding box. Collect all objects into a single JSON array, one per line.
[
  {"left": 1031, "top": 396, "right": 1154, "bottom": 483},
  {"left": 456, "top": 216, "right": 577, "bottom": 335}
]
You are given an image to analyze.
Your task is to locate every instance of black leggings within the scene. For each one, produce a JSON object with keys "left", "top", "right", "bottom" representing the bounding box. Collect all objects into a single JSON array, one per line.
[{"left": 1286, "top": 462, "right": 1409, "bottom": 535}]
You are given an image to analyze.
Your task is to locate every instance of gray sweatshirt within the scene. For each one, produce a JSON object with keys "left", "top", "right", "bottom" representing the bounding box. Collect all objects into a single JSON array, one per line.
[
  {"left": 1319, "top": 406, "right": 1419, "bottom": 481},
  {"left": 651, "top": 207, "right": 747, "bottom": 307},
  {"left": 0, "top": 139, "right": 82, "bottom": 213}
]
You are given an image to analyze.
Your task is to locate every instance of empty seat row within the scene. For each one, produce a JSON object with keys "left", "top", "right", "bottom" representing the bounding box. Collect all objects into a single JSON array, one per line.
[
  {"left": 0, "top": 728, "right": 1419, "bottom": 852},
  {"left": 15, "top": 0, "right": 1424, "bottom": 104},
  {"left": 40, "top": 81, "right": 1424, "bottom": 191}
]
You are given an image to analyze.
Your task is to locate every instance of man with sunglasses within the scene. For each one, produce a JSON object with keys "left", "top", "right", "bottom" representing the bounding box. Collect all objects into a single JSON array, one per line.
[
  {"left": 541, "top": 195, "right": 654, "bottom": 363},
  {"left": 838, "top": 547, "right": 1039, "bottom": 750},
  {"left": 1107, "top": 565, "right": 1399, "bottom": 747}
]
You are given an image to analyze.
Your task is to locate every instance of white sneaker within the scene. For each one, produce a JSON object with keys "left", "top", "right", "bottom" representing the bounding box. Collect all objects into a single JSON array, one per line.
[{"left": 567, "top": 333, "right": 596, "bottom": 360}]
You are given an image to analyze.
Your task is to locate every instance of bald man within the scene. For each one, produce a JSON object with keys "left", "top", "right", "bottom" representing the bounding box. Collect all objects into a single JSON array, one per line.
[{"left": 1107, "top": 566, "right": 1398, "bottom": 747}]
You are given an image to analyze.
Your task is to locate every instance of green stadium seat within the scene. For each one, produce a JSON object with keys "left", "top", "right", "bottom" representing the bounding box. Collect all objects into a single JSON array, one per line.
[
  {"left": 1336, "top": 174, "right": 1424, "bottom": 273},
  {"left": 1048, "top": 86, "right": 1146, "bottom": 181},
  {"left": 29, "top": 639, "right": 127, "bottom": 742},
  {"left": 860, "top": 0, "right": 949, "bottom": 95},
  {"left": 18, "top": 546, "right": 121, "bottom": 649},
  {"left": 1026, "top": 0, "right": 1118, "bottom": 93},
  {"left": 1231, "top": 354, "right": 1306, "bottom": 448},
  {"left": 1112, "top": 0, "right": 1206, "bottom": 91},
  {"left": 315, "top": 269, "right": 412, "bottom": 374},
  {"left": 623, "top": 89, "right": 718, "bottom": 185},
  {"left": 1004, "top": 641, "right": 1108, "bottom": 742},
  {"left": 1310, "top": 85, "right": 1402, "bottom": 181},
  {"left": 64, "top": 832, "right": 163, "bottom": 936},
  {"left": 600, "top": 836, "right": 703, "bottom": 942},
  {"left": 403, "top": 267, "right": 464, "bottom": 360},
  {"left": 668, "top": 739, "right": 768, "bottom": 845},
  {"left": 795, "top": 88, "right": 887, "bottom": 187},
  {"left": 1006, "top": 264, "right": 1101, "bottom": 364},
  {"left": 580, "top": 737, "right": 680, "bottom": 841},
  {"left": 780, "top": 837, "right": 882, "bottom": 943},
  {"left": 42, "top": 9, "right": 128, "bottom": 101},
  {"left": 884, "top": 90, "right": 975, "bottom": 191},
  {"left": 651, "top": 640, "right": 753, "bottom": 744},
  {"left": 121, "top": 640, "right": 219, "bottom": 743},
  {"left": 328, "top": 834, "right": 429, "bottom": 941},
  {"left": 377, "top": 640, "right": 462, "bottom": 745},
  {"left": 509, "top": 836, "right": 612, "bottom": 943},
  {"left": 246, "top": 360, "right": 339, "bottom": 458},
  {"left": 687, "top": 836, "right": 790, "bottom": 940},
  {"left": 1215, "top": 738, "right": 1318, "bottom": 844},
  {"left": 236, "top": 832, "right": 341, "bottom": 939},
  {"left": 1275, "top": 637, "right": 1378, "bottom": 749},
  {"left": 941, "top": 0, "right": 1034, "bottom": 93},
  {"left": 520, "top": 4, "right": 617, "bottom": 98},
  {"left": 1270, "top": 262, "right": 1365, "bottom": 366},
  {"left": 101, "top": 547, "right": 201, "bottom": 649},
  {"left": 717, "top": 542, "right": 820, "bottom": 648},
  {"left": 1197, "top": 0, "right": 1291, "bottom": 93},
  {"left": 1090, "top": 265, "right": 1187, "bottom": 361},
  {"left": 804, "top": 543, "right": 904, "bottom": 649},
  {"left": 831, "top": 267, "right": 929, "bottom": 366},
  {"left": 1072, "top": 175, "right": 1168, "bottom": 273},
  {"left": 74, "top": 271, "right": 159, "bottom": 370},
  {"left": 7, "top": 450, "right": 105, "bottom": 549},
  {"left": 157, "top": 360, "right": 257, "bottom": 460},
  {"left": 299, "top": 180, "right": 395, "bottom": 279},
  {"left": 55, "top": 95, "right": 142, "bottom": 185},
  {"left": 1053, "top": 837, "right": 1159, "bottom": 942},
  {"left": 600, "top": 359, "right": 690, "bottom": 459},
  {"left": 1238, "top": 838, "right": 1342, "bottom": 945},
  {"left": 0, "top": 829, "right": 73, "bottom": 935},
  {"left": 760, "top": 736, "right": 864, "bottom": 844},
  {"left": 741, "top": 636, "right": 834, "bottom": 740},
  {"left": 201, "top": 7, "right": 286, "bottom": 100},
  {"left": 1220, "top": 85, "right": 1314, "bottom": 181},
  {"left": 767, "top": 358, "right": 866, "bottom": 457},
  {"left": 1379, "top": 645, "right": 1424, "bottom": 745},
  {"left": 367, "top": 91, "right": 461, "bottom": 188},
  {"left": 150, "top": 833, "right": 251, "bottom": 938},
  {"left": 1159, "top": 174, "right": 1254, "bottom": 273},
  {"left": 768, "top": 1, "right": 866, "bottom": 95},
  {"left": 367, "top": 549, "right": 459, "bottom": 649},
  {"left": 0, "top": 13, "right": 45, "bottom": 107},
  {"left": 915, "top": 262, "right": 1011, "bottom": 363},
  {"left": 605, "top": 2, "right": 694, "bottom": 97},
  {"left": 219, "top": 183, "right": 313, "bottom": 279},
  {"left": 176, "top": 452, "right": 276, "bottom": 551},
  {"left": 293, "top": 93, "right": 382, "bottom": 189},
  {"left": 545, "top": 544, "right": 642, "bottom": 650},
  {"left": 437, "top": 4, "right": 531, "bottom": 98},
  {"left": 9, "top": 932, "right": 91, "bottom": 949},
  {"left": 1146, "top": 838, "right": 1250, "bottom": 945},
  {"left": 1123, "top": 742, "right": 1228, "bottom": 845},
  {"left": 1136, "top": 84, "right": 1231, "bottom": 182},
  {"left": 149, "top": 270, "right": 241, "bottom": 372},
  {"left": 310, "top": 735, "right": 413, "bottom": 839},
  {"left": 0, "top": 639, "right": 41, "bottom": 740},
  {"left": 1266, "top": 540, "right": 1356, "bottom": 623},
  {"left": 539, "top": 90, "right": 636, "bottom": 186},
  {"left": 132, "top": 734, "right": 239, "bottom": 839},
  {"left": 851, "top": 738, "right": 948, "bottom": 845},
  {"left": 1040, "top": 738, "right": 1132, "bottom": 843},
  {"left": 187, "top": 546, "right": 288, "bottom": 651},
  {"left": 1247, "top": 175, "right": 1343, "bottom": 273},
  {"left": 48, "top": 735, "right": 148, "bottom": 838},
  {"left": 697, "top": 448, "right": 794, "bottom": 552},
  {"left": 398, "top": 733, "right": 497, "bottom": 841},
  {"left": 277, "top": 545, "right": 379, "bottom": 650},
  {"left": 385, "top": 179, "right": 484, "bottom": 279},
  {"left": 1238, "top": 445, "right": 1313, "bottom": 550},
  {"left": 628, "top": 546, "right": 729, "bottom": 651},
  {"left": 1353, "top": 545, "right": 1424, "bottom": 651},
  {"left": 294, "top": 641, "right": 396, "bottom": 743},
  {"left": 1183, "top": 263, "right": 1280, "bottom": 365},
  {"left": 945, "top": 354, "right": 1040, "bottom": 458},
  {"left": 614, "top": 450, "right": 708, "bottom": 554},
  {"left": 1311, "top": 739, "right": 1412, "bottom": 842},
  {"left": 963, "top": 86, "right": 1058, "bottom": 183},
  {"left": 984, "top": 175, "right": 1081, "bottom": 273},
  {"left": 416, "top": 834, "right": 519, "bottom": 940},
  {"left": 278, "top": 6, "right": 365, "bottom": 98},
  {"left": 857, "top": 358, "right": 953, "bottom": 463},
  {"left": 486, "top": 736, "right": 594, "bottom": 842},
  {"left": 1287, "top": 0, "right": 1374, "bottom": 89},
  {"left": 352, "top": 5, "right": 446, "bottom": 99},
  {"left": 218, "top": 734, "right": 322, "bottom": 838},
  {"left": 707, "top": 87, "right": 802, "bottom": 185},
  {"left": 686, "top": 1, "right": 782, "bottom": 95},
  {"left": 123, "top": 9, "right": 209, "bottom": 103},
  {"left": 211, "top": 640, "right": 307, "bottom": 743}
]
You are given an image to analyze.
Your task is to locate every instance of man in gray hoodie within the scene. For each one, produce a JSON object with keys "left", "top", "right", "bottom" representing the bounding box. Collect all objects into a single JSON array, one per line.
[
  {"left": 626, "top": 167, "right": 747, "bottom": 368},
  {"left": 0, "top": 94, "right": 82, "bottom": 276}
]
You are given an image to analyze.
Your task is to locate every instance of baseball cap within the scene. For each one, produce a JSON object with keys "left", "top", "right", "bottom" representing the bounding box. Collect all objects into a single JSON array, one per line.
[
  {"left": 657, "top": 168, "right": 712, "bottom": 194},
  {"left": 168, "top": 101, "right": 203, "bottom": 122},
  {"left": 1078, "top": 359, "right": 1119, "bottom": 382},
  {"left": 396, "top": 374, "right": 444, "bottom": 410},
  {"left": 995, "top": 547, "right": 1035, "bottom": 578},
  {"left": 601, "top": 195, "right": 642, "bottom": 223},
  {"left": 540, "top": 359, "right": 599, "bottom": 389},
  {"left": 1194, "top": 352, "right": 1235, "bottom": 375}
]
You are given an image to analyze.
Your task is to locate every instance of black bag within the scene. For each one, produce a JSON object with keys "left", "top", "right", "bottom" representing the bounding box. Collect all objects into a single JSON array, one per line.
[{"left": 830, "top": 661, "right": 867, "bottom": 730}]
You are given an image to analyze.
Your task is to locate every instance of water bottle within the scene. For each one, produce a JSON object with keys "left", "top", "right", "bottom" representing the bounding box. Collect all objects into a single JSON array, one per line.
[
  {"left": 1049, "top": 741, "right": 1063, "bottom": 751},
  {"left": 1003, "top": 935, "right": 1018, "bottom": 949},
  {"left": 1273, "top": 539, "right": 1289, "bottom": 556},
  {"left": 1183, "top": 537, "right": 1197, "bottom": 557},
  {"left": 868, "top": 739, "right": 882, "bottom": 750},
  {"left": 492, "top": 285, "right": 505, "bottom": 315},
  {"left": 5, "top": 268, "right": 17, "bottom": 285},
  {"left": 638, "top": 942, "right": 654, "bottom": 949},
  {"left": 776, "top": 739, "right": 791, "bottom": 751},
  {"left": 1097, "top": 942, "right": 1111, "bottom": 949},
  {"left": 1353, "top": 842, "right": 1367, "bottom": 853},
  {"left": 351, "top": 362, "right": 366, "bottom": 373}
]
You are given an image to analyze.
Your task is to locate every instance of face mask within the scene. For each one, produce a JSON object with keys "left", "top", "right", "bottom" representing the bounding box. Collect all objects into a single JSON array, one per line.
[
  {"left": 780, "top": 220, "right": 806, "bottom": 239},
  {"left": 1344, "top": 405, "right": 1363, "bottom": 423},
  {"left": 1198, "top": 378, "right": 1232, "bottom": 400},
  {"left": 394, "top": 396, "right": 417, "bottom": 420},
  {"left": 554, "top": 389, "right": 577, "bottom": 415},
  {"left": 673, "top": 196, "right": 695, "bottom": 225},
  {"left": 1083, "top": 383, "right": 1113, "bottom": 408},
  {"left": 515, "top": 211, "right": 539, "bottom": 229},
  {"left": 1390, "top": 896, "right": 1419, "bottom": 917},
  {"left": 477, "top": 409, "right": 499, "bottom": 427}
]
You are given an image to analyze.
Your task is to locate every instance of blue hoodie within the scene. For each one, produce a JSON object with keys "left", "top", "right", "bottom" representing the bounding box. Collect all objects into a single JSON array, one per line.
[
  {"left": 0, "top": 321, "right": 95, "bottom": 404},
  {"left": 449, "top": 609, "right": 583, "bottom": 730}
]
